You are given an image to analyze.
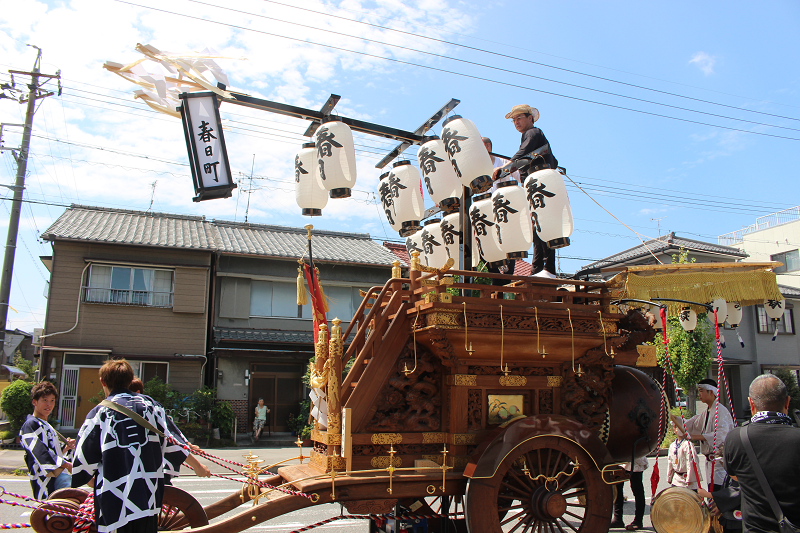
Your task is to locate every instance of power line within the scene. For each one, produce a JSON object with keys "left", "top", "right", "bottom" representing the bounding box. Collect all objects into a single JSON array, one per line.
[{"left": 112, "top": 0, "right": 800, "bottom": 142}]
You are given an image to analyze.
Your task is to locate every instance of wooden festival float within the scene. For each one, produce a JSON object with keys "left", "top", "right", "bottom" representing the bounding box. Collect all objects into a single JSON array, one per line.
[{"left": 22, "top": 46, "right": 787, "bottom": 533}]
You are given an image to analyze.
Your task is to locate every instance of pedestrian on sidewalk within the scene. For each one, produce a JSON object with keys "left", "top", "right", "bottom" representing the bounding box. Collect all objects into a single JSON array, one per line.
[
  {"left": 253, "top": 398, "right": 269, "bottom": 442},
  {"left": 19, "top": 381, "right": 76, "bottom": 499},
  {"left": 610, "top": 456, "right": 648, "bottom": 530}
]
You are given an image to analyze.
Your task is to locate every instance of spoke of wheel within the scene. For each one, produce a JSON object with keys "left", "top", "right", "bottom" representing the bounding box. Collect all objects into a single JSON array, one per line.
[
  {"left": 546, "top": 448, "right": 553, "bottom": 477},
  {"left": 164, "top": 511, "right": 185, "bottom": 530},
  {"left": 501, "top": 509, "right": 529, "bottom": 527},
  {"left": 509, "top": 464, "right": 536, "bottom": 492},
  {"left": 499, "top": 493, "right": 522, "bottom": 500},
  {"left": 550, "top": 450, "right": 565, "bottom": 478},
  {"left": 549, "top": 520, "right": 559, "bottom": 533},
  {"left": 559, "top": 474, "right": 585, "bottom": 492},
  {"left": 501, "top": 480, "right": 532, "bottom": 498},
  {"left": 554, "top": 518, "right": 568, "bottom": 533},
  {"left": 564, "top": 510, "right": 584, "bottom": 521},
  {"left": 538, "top": 448, "right": 543, "bottom": 475},
  {"left": 565, "top": 502, "right": 587, "bottom": 508},
  {"left": 499, "top": 503, "right": 526, "bottom": 513},
  {"left": 521, "top": 515, "right": 537, "bottom": 533},
  {"left": 558, "top": 517, "right": 580, "bottom": 533},
  {"left": 159, "top": 505, "right": 172, "bottom": 525},
  {"left": 508, "top": 515, "right": 531, "bottom": 533},
  {"left": 562, "top": 489, "right": 587, "bottom": 498}
]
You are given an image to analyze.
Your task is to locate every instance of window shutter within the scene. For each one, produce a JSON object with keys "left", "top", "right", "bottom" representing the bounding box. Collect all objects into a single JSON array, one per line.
[
  {"left": 173, "top": 267, "right": 208, "bottom": 313},
  {"left": 219, "top": 277, "right": 251, "bottom": 319}
]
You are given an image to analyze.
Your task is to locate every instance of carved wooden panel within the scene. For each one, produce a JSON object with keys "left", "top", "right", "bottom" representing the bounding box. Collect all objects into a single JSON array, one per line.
[
  {"left": 465, "top": 313, "right": 616, "bottom": 334},
  {"left": 353, "top": 443, "right": 445, "bottom": 456},
  {"left": 344, "top": 500, "right": 397, "bottom": 515},
  {"left": 365, "top": 342, "right": 442, "bottom": 432},
  {"left": 539, "top": 389, "right": 554, "bottom": 414},
  {"left": 469, "top": 365, "right": 556, "bottom": 376},
  {"left": 468, "top": 389, "right": 482, "bottom": 430},
  {"left": 560, "top": 347, "right": 614, "bottom": 431}
]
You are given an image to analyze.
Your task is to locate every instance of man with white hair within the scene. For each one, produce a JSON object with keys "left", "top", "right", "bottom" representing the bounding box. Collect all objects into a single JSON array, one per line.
[{"left": 680, "top": 378, "right": 734, "bottom": 491}]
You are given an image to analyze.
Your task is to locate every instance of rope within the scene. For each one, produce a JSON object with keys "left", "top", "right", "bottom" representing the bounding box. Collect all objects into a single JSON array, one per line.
[
  {"left": 288, "top": 512, "right": 464, "bottom": 533},
  {"left": 182, "top": 463, "right": 316, "bottom": 501},
  {"left": 0, "top": 524, "right": 30, "bottom": 529}
]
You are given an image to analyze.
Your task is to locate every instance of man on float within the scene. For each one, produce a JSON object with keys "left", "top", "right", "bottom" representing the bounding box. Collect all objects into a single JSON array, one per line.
[
  {"left": 684, "top": 378, "right": 734, "bottom": 491},
  {"left": 492, "top": 105, "right": 559, "bottom": 277}
]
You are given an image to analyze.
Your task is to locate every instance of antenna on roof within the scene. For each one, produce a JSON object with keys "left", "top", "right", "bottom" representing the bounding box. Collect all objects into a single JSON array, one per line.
[
  {"left": 244, "top": 155, "right": 255, "bottom": 224},
  {"left": 651, "top": 216, "right": 666, "bottom": 237},
  {"left": 147, "top": 181, "right": 158, "bottom": 212}
]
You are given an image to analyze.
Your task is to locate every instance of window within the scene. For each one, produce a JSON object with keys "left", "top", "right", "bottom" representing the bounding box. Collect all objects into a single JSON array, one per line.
[
  {"left": 757, "top": 306, "right": 795, "bottom": 334},
  {"left": 85, "top": 265, "right": 173, "bottom": 307},
  {"left": 132, "top": 361, "right": 169, "bottom": 384},
  {"left": 771, "top": 250, "right": 799, "bottom": 273},
  {"left": 249, "top": 281, "right": 300, "bottom": 318}
]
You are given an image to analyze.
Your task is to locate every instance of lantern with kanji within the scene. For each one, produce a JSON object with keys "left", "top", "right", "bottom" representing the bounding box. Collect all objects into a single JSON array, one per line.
[
  {"left": 378, "top": 161, "right": 424, "bottom": 237},
  {"left": 295, "top": 142, "right": 328, "bottom": 216},
  {"left": 441, "top": 115, "right": 494, "bottom": 194},
  {"left": 440, "top": 212, "right": 462, "bottom": 262},
  {"left": 421, "top": 219, "right": 449, "bottom": 268},
  {"left": 764, "top": 298, "right": 786, "bottom": 340},
  {"left": 491, "top": 181, "right": 533, "bottom": 259},
  {"left": 678, "top": 307, "right": 697, "bottom": 332},
  {"left": 523, "top": 168, "right": 573, "bottom": 249},
  {"left": 727, "top": 302, "right": 743, "bottom": 327},
  {"left": 405, "top": 228, "right": 425, "bottom": 265},
  {"left": 418, "top": 136, "right": 462, "bottom": 214},
  {"left": 315, "top": 119, "right": 356, "bottom": 198},
  {"left": 470, "top": 192, "right": 507, "bottom": 269},
  {"left": 710, "top": 298, "right": 728, "bottom": 326}
]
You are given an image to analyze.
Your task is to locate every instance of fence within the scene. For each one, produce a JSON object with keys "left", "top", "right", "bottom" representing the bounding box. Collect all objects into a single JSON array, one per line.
[{"left": 719, "top": 205, "right": 800, "bottom": 246}]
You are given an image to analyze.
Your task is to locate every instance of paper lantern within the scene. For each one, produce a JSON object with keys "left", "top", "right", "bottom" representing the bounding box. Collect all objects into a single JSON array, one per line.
[
  {"left": 727, "top": 302, "right": 743, "bottom": 328},
  {"left": 315, "top": 119, "right": 356, "bottom": 198},
  {"left": 678, "top": 307, "right": 697, "bottom": 332},
  {"left": 440, "top": 212, "right": 462, "bottom": 262},
  {"left": 763, "top": 299, "right": 786, "bottom": 320},
  {"left": 491, "top": 181, "right": 533, "bottom": 260},
  {"left": 441, "top": 115, "right": 494, "bottom": 194},
  {"left": 523, "top": 169, "right": 573, "bottom": 249},
  {"left": 383, "top": 161, "right": 424, "bottom": 236},
  {"left": 405, "top": 228, "right": 425, "bottom": 265},
  {"left": 647, "top": 305, "right": 663, "bottom": 330},
  {"left": 710, "top": 298, "right": 728, "bottom": 326},
  {"left": 421, "top": 219, "right": 449, "bottom": 268},
  {"left": 295, "top": 142, "right": 328, "bottom": 216},
  {"left": 470, "top": 192, "right": 507, "bottom": 269},
  {"left": 418, "top": 136, "right": 462, "bottom": 214}
]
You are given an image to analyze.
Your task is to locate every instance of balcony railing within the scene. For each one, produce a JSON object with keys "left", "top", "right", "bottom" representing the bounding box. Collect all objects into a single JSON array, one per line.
[
  {"left": 83, "top": 287, "right": 174, "bottom": 308},
  {"left": 719, "top": 205, "right": 800, "bottom": 246}
]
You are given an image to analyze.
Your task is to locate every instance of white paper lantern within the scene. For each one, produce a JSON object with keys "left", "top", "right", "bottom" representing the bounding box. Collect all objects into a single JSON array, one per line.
[
  {"left": 726, "top": 302, "right": 743, "bottom": 328},
  {"left": 441, "top": 115, "right": 494, "bottom": 194},
  {"left": 523, "top": 169, "right": 574, "bottom": 249},
  {"left": 763, "top": 299, "right": 786, "bottom": 320},
  {"left": 295, "top": 142, "right": 328, "bottom": 216},
  {"left": 315, "top": 119, "right": 356, "bottom": 198},
  {"left": 418, "top": 136, "right": 462, "bottom": 214},
  {"left": 383, "top": 161, "right": 424, "bottom": 237},
  {"left": 421, "top": 219, "right": 449, "bottom": 268},
  {"left": 710, "top": 298, "right": 728, "bottom": 326},
  {"left": 440, "top": 212, "right": 462, "bottom": 262},
  {"left": 647, "top": 305, "right": 663, "bottom": 330},
  {"left": 470, "top": 192, "right": 507, "bottom": 269},
  {"left": 491, "top": 181, "right": 533, "bottom": 260},
  {"left": 678, "top": 307, "right": 697, "bottom": 332},
  {"left": 405, "top": 228, "right": 425, "bottom": 265},
  {"left": 378, "top": 171, "right": 403, "bottom": 234}
]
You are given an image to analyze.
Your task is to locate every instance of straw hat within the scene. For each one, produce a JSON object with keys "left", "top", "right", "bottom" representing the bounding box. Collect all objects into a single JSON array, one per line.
[{"left": 504, "top": 104, "right": 540, "bottom": 122}]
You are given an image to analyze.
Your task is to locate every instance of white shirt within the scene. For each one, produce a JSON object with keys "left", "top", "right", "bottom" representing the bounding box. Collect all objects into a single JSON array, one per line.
[
  {"left": 685, "top": 399, "right": 734, "bottom": 486},
  {"left": 491, "top": 156, "right": 520, "bottom": 193}
]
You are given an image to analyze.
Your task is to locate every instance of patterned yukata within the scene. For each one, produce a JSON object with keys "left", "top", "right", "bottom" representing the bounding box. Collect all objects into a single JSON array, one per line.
[
  {"left": 71, "top": 390, "right": 187, "bottom": 533},
  {"left": 19, "top": 415, "right": 70, "bottom": 500},
  {"left": 685, "top": 399, "right": 734, "bottom": 487}
]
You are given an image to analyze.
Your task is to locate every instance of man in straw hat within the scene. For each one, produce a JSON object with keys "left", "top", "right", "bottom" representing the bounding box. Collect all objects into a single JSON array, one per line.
[{"left": 492, "top": 105, "right": 559, "bottom": 277}]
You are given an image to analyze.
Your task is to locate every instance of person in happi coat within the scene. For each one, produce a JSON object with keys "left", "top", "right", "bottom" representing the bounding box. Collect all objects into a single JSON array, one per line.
[
  {"left": 667, "top": 417, "right": 702, "bottom": 490},
  {"left": 71, "top": 359, "right": 188, "bottom": 533},
  {"left": 20, "top": 381, "right": 76, "bottom": 500},
  {"left": 685, "top": 379, "right": 734, "bottom": 491}
]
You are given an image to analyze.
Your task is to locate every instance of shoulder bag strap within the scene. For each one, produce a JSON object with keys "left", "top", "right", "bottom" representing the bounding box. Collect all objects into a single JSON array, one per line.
[
  {"left": 100, "top": 399, "right": 164, "bottom": 438},
  {"left": 741, "top": 425, "right": 786, "bottom": 524}
]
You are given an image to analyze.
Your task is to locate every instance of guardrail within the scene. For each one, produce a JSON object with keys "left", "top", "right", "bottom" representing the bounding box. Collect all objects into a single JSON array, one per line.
[
  {"left": 83, "top": 287, "right": 174, "bottom": 308},
  {"left": 719, "top": 205, "right": 800, "bottom": 246}
]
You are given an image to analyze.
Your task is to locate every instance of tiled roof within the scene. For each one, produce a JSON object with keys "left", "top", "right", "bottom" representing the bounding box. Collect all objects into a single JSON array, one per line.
[
  {"left": 214, "top": 327, "right": 355, "bottom": 345},
  {"left": 576, "top": 232, "right": 748, "bottom": 276},
  {"left": 42, "top": 205, "right": 396, "bottom": 267},
  {"left": 779, "top": 284, "right": 800, "bottom": 298},
  {"left": 384, "top": 242, "right": 409, "bottom": 266},
  {"left": 514, "top": 259, "right": 532, "bottom": 277}
]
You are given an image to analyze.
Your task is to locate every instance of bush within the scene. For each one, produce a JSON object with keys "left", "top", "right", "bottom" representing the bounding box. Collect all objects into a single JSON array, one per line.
[
  {"left": 190, "top": 386, "right": 216, "bottom": 417},
  {"left": 211, "top": 401, "right": 235, "bottom": 438},
  {"left": 12, "top": 353, "right": 35, "bottom": 383},
  {"left": 287, "top": 399, "right": 312, "bottom": 437},
  {"left": 0, "top": 380, "right": 33, "bottom": 432},
  {"left": 772, "top": 369, "right": 800, "bottom": 414},
  {"left": 142, "top": 376, "right": 187, "bottom": 413}
]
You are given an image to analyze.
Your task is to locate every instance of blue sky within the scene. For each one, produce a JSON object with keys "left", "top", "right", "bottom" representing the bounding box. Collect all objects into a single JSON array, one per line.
[{"left": 1, "top": 0, "right": 798, "bottom": 333}]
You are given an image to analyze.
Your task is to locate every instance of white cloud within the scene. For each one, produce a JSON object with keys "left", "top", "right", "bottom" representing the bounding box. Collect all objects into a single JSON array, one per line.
[{"left": 689, "top": 52, "right": 716, "bottom": 76}]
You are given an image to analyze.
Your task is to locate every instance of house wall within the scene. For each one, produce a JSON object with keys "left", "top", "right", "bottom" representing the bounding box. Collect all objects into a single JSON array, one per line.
[
  {"left": 735, "top": 220, "right": 800, "bottom": 289},
  {"left": 43, "top": 241, "right": 212, "bottom": 356}
]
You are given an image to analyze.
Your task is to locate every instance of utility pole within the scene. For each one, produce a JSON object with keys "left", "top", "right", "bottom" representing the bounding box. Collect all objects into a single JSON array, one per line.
[{"left": 0, "top": 46, "right": 59, "bottom": 365}]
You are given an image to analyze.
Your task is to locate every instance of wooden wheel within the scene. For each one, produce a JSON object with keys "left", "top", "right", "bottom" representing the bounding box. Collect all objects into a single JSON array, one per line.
[
  {"left": 30, "top": 499, "right": 86, "bottom": 533},
  {"left": 159, "top": 486, "right": 209, "bottom": 530},
  {"left": 464, "top": 436, "right": 612, "bottom": 533}
]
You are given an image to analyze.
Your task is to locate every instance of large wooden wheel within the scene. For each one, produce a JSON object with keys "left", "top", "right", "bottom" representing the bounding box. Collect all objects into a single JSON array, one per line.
[{"left": 464, "top": 436, "right": 612, "bottom": 533}]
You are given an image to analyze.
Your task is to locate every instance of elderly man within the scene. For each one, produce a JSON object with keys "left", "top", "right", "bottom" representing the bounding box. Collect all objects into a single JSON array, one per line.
[
  {"left": 492, "top": 105, "right": 559, "bottom": 277},
  {"left": 683, "top": 378, "right": 735, "bottom": 491},
  {"left": 724, "top": 374, "right": 800, "bottom": 533}
]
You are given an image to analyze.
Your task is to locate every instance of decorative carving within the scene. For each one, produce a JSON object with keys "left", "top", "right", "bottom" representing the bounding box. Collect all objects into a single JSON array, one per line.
[
  {"left": 635, "top": 345, "right": 658, "bottom": 367},
  {"left": 310, "top": 450, "right": 346, "bottom": 472},
  {"left": 470, "top": 365, "right": 555, "bottom": 376},
  {"left": 366, "top": 342, "right": 442, "bottom": 432},
  {"left": 598, "top": 407, "right": 611, "bottom": 444},
  {"left": 354, "top": 443, "right": 443, "bottom": 456},
  {"left": 627, "top": 398, "right": 657, "bottom": 433},
  {"left": 426, "top": 328, "right": 460, "bottom": 366},
  {"left": 539, "top": 389, "right": 554, "bottom": 414},
  {"left": 371, "top": 433, "right": 403, "bottom": 445},
  {"left": 344, "top": 500, "right": 397, "bottom": 515},
  {"left": 547, "top": 376, "right": 564, "bottom": 388},
  {"left": 371, "top": 456, "right": 402, "bottom": 468},
  {"left": 452, "top": 374, "right": 477, "bottom": 386},
  {"left": 426, "top": 311, "right": 461, "bottom": 330},
  {"left": 468, "top": 389, "right": 482, "bottom": 430},
  {"left": 499, "top": 375, "right": 527, "bottom": 387},
  {"left": 422, "top": 432, "right": 447, "bottom": 444},
  {"left": 452, "top": 456, "right": 469, "bottom": 469},
  {"left": 614, "top": 308, "right": 657, "bottom": 352},
  {"left": 422, "top": 454, "right": 444, "bottom": 465},
  {"left": 311, "top": 431, "right": 342, "bottom": 446},
  {"left": 464, "top": 312, "right": 615, "bottom": 335},
  {"left": 439, "top": 292, "right": 453, "bottom": 304},
  {"left": 561, "top": 347, "right": 615, "bottom": 431},
  {"left": 452, "top": 434, "right": 477, "bottom": 445}
]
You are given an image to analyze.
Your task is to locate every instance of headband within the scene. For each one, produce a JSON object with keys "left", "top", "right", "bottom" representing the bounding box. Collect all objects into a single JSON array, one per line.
[{"left": 697, "top": 383, "right": 718, "bottom": 396}]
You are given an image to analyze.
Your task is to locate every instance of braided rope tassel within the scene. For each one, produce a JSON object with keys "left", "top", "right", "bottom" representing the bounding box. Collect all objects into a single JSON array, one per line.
[{"left": 0, "top": 524, "right": 31, "bottom": 529}]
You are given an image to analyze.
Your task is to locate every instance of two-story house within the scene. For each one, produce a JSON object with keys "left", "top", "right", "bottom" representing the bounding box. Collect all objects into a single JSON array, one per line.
[
  {"left": 211, "top": 223, "right": 397, "bottom": 432},
  {"left": 39, "top": 206, "right": 213, "bottom": 430}
]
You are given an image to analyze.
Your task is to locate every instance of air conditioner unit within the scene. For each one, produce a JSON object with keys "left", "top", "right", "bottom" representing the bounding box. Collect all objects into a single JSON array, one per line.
[{"left": 32, "top": 328, "right": 43, "bottom": 346}]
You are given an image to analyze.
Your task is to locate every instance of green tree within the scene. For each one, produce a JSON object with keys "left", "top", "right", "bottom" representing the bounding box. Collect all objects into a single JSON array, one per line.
[
  {"left": 12, "top": 352, "right": 35, "bottom": 383},
  {"left": 771, "top": 368, "right": 800, "bottom": 414},
  {"left": 0, "top": 379, "right": 34, "bottom": 431}
]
